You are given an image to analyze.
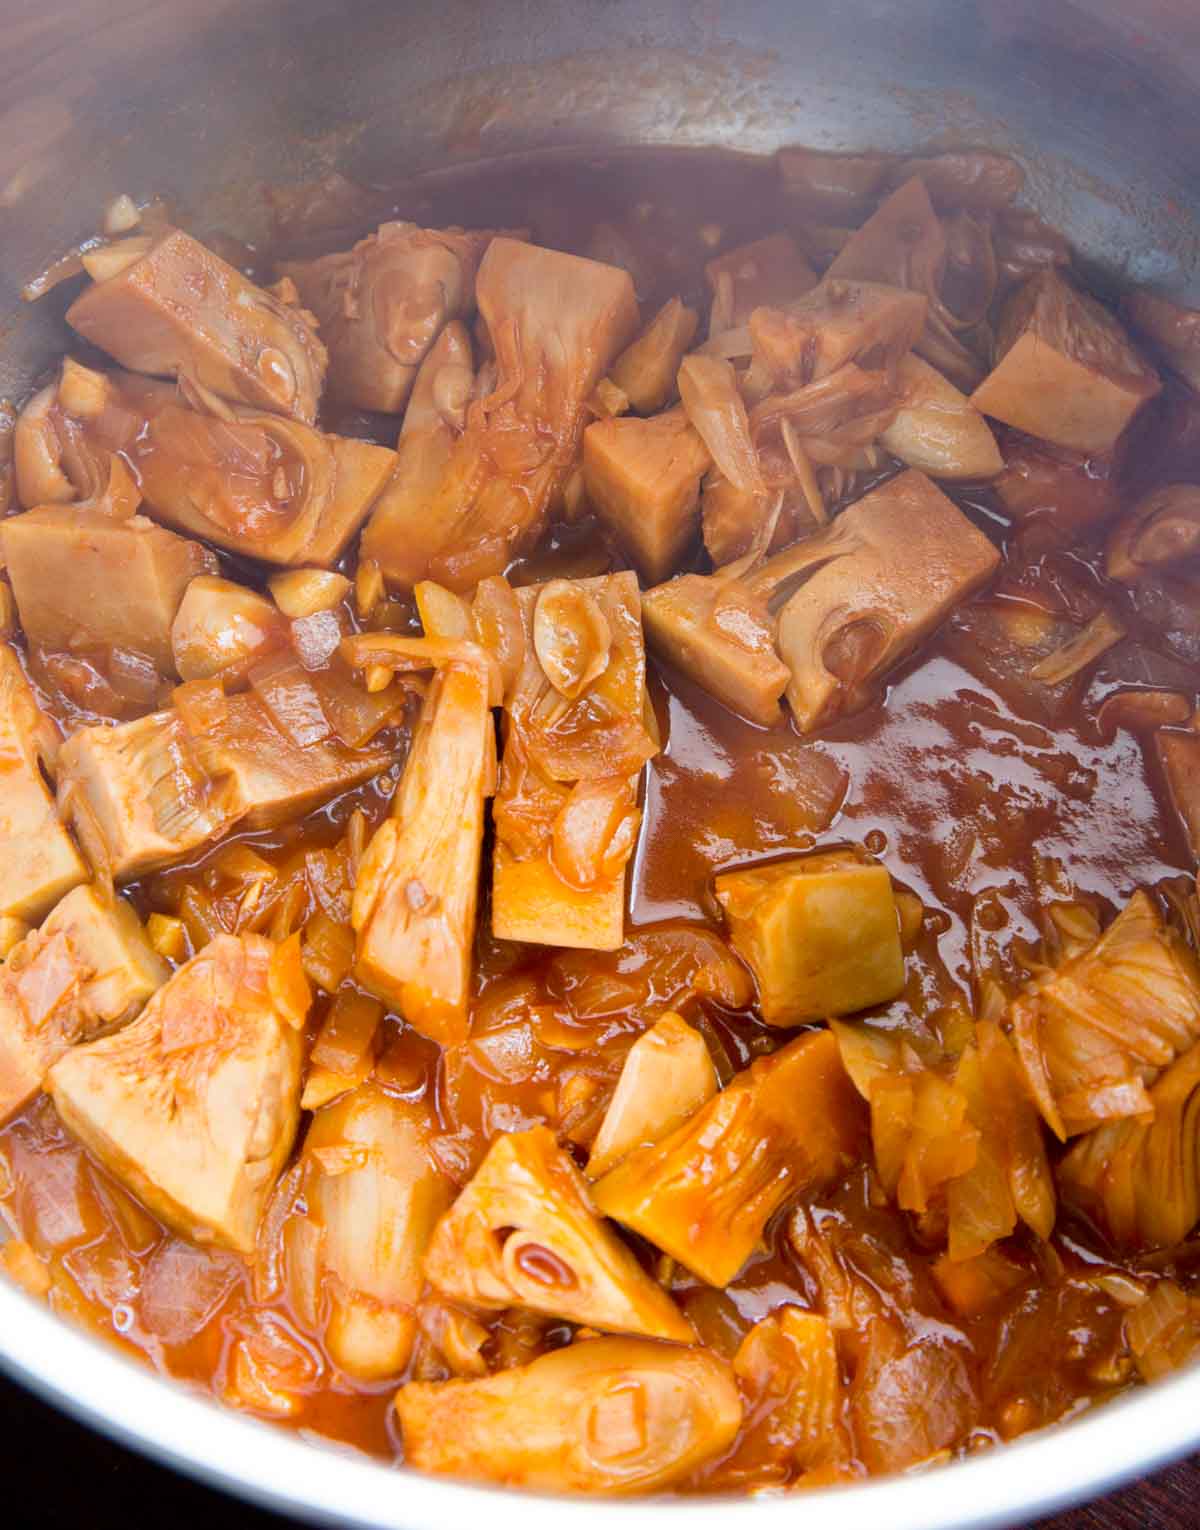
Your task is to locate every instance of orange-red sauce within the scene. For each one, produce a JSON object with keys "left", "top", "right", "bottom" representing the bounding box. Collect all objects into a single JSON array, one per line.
[{"left": 0, "top": 147, "right": 1196, "bottom": 1487}]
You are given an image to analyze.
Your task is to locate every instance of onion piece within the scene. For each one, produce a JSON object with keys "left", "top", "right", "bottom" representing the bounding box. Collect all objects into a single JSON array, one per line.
[
  {"left": 104, "top": 194, "right": 141, "bottom": 235},
  {"left": 178, "top": 885, "right": 226, "bottom": 948},
  {"left": 550, "top": 776, "right": 640, "bottom": 891},
  {"left": 1127, "top": 1280, "right": 1200, "bottom": 1383},
  {"left": 532, "top": 580, "right": 612, "bottom": 701},
  {"left": 677, "top": 354, "right": 767, "bottom": 497},
  {"left": 697, "top": 324, "right": 754, "bottom": 359},
  {"left": 249, "top": 652, "right": 333, "bottom": 747},
  {"left": 709, "top": 269, "right": 735, "bottom": 336},
  {"left": 79, "top": 235, "right": 154, "bottom": 283},
  {"left": 21, "top": 249, "right": 89, "bottom": 303},
  {"left": 146, "top": 913, "right": 188, "bottom": 964},
  {"left": 1096, "top": 689, "right": 1192, "bottom": 739},
  {"left": 308, "top": 660, "right": 404, "bottom": 748},
  {"left": 355, "top": 558, "right": 384, "bottom": 619},
  {"left": 472, "top": 574, "right": 525, "bottom": 701},
  {"left": 415, "top": 579, "right": 472, "bottom": 641},
  {"left": 526, "top": 702, "right": 658, "bottom": 785},
  {"left": 310, "top": 989, "right": 383, "bottom": 1076},
  {"left": 268, "top": 931, "right": 313, "bottom": 1029},
  {"left": 269, "top": 568, "right": 350, "bottom": 619},
  {"left": 419, "top": 1301, "right": 489, "bottom": 1378},
  {"left": 172, "top": 677, "right": 228, "bottom": 736},
  {"left": 879, "top": 353, "right": 1002, "bottom": 481},
  {"left": 780, "top": 419, "right": 828, "bottom": 524},
  {"left": 302, "top": 911, "right": 355, "bottom": 993},
  {"left": 1030, "top": 608, "right": 1127, "bottom": 686},
  {"left": 290, "top": 608, "right": 344, "bottom": 669},
  {"left": 14, "top": 383, "right": 74, "bottom": 507}
]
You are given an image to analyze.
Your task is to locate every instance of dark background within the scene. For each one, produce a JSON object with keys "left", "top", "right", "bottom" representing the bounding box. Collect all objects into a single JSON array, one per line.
[{"left": 1, "top": 1373, "right": 1190, "bottom": 1530}]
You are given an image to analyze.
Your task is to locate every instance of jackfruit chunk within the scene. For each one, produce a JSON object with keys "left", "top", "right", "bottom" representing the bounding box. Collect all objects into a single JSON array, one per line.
[
  {"left": 394, "top": 1337, "right": 742, "bottom": 1494},
  {"left": 749, "top": 280, "right": 927, "bottom": 389},
  {"left": 295, "top": 1084, "right": 454, "bottom": 1379},
  {"left": 586, "top": 1012, "right": 718, "bottom": 1179},
  {"left": 592, "top": 1029, "right": 864, "bottom": 1286},
  {"left": 134, "top": 400, "right": 397, "bottom": 567},
  {"left": 1011, "top": 890, "right": 1200, "bottom": 1139},
  {"left": 281, "top": 222, "right": 493, "bottom": 413},
  {"left": 2, "top": 506, "right": 217, "bottom": 673},
  {"left": 1157, "top": 729, "right": 1200, "bottom": 862},
  {"left": 351, "top": 653, "right": 491, "bottom": 1045},
  {"left": 30, "top": 362, "right": 396, "bottom": 569},
  {"left": 582, "top": 408, "right": 711, "bottom": 582},
  {"left": 714, "top": 851, "right": 904, "bottom": 1026},
  {"left": 66, "top": 228, "right": 327, "bottom": 422},
  {"left": 1059, "top": 1037, "right": 1200, "bottom": 1251},
  {"left": 47, "top": 933, "right": 304, "bottom": 1253},
  {"left": 608, "top": 298, "right": 698, "bottom": 415},
  {"left": 424, "top": 1126, "right": 692, "bottom": 1342},
  {"left": 58, "top": 694, "right": 390, "bottom": 881},
  {"left": 706, "top": 234, "right": 817, "bottom": 329},
  {"left": 1107, "top": 485, "right": 1200, "bottom": 585},
  {"left": 170, "top": 576, "right": 287, "bottom": 682},
  {"left": 642, "top": 572, "right": 790, "bottom": 729},
  {"left": 358, "top": 321, "right": 476, "bottom": 590},
  {"left": 971, "top": 269, "right": 1161, "bottom": 453},
  {"left": 826, "top": 177, "right": 946, "bottom": 292},
  {"left": 0, "top": 645, "right": 87, "bottom": 920},
  {"left": 766, "top": 468, "right": 1000, "bottom": 733},
  {"left": 363, "top": 238, "right": 638, "bottom": 591},
  {"left": 492, "top": 571, "right": 654, "bottom": 953},
  {"left": 0, "top": 884, "right": 166, "bottom": 1123}
]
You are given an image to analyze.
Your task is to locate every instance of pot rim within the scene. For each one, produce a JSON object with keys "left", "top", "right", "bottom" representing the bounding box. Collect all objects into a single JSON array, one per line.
[{"left": 0, "top": 1274, "right": 1192, "bottom": 1528}]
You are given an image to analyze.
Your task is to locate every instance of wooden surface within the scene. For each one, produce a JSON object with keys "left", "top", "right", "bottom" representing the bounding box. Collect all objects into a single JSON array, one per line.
[
  {"left": 1036, "top": 1457, "right": 1198, "bottom": 1530},
  {"left": 0, "top": 1365, "right": 1194, "bottom": 1528}
]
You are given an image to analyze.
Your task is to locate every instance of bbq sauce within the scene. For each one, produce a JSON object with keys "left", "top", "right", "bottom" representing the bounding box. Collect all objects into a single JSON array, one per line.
[{"left": 0, "top": 147, "right": 1196, "bottom": 1488}]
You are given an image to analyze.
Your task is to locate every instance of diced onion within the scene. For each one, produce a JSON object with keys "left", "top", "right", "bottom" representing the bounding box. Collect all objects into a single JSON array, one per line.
[
  {"left": 355, "top": 558, "right": 384, "bottom": 619},
  {"left": 291, "top": 609, "right": 345, "bottom": 669},
  {"left": 250, "top": 653, "right": 333, "bottom": 747},
  {"left": 80, "top": 235, "right": 154, "bottom": 283},
  {"left": 269, "top": 568, "right": 350, "bottom": 619},
  {"left": 172, "top": 677, "right": 228, "bottom": 737},
  {"left": 146, "top": 913, "right": 188, "bottom": 964},
  {"left": 311, "top": 989, "right": 383, "bottom": 1076},
  {"left": 533, "top": 580, "right": 612, "bottom": 701},
  {"left": 269, "top": 931, "right": 313, "bottom": 1029},
  {"left": 103, "top": 194, "right": 141, "bottom": 235},
  {"left": 302, "top": 912, "right": 355, "bottom": 993}
]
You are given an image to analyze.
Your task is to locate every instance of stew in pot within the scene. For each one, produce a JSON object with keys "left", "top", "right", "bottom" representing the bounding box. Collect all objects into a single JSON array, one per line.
[{"left": 1, "top": 144, "right": 1200, "bottom": 1495}]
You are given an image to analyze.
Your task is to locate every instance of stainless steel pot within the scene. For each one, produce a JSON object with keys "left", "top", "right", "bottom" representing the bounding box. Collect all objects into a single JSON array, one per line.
[{"left": 1, "top": 0, "right": 1199, "bottom": 1523}]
